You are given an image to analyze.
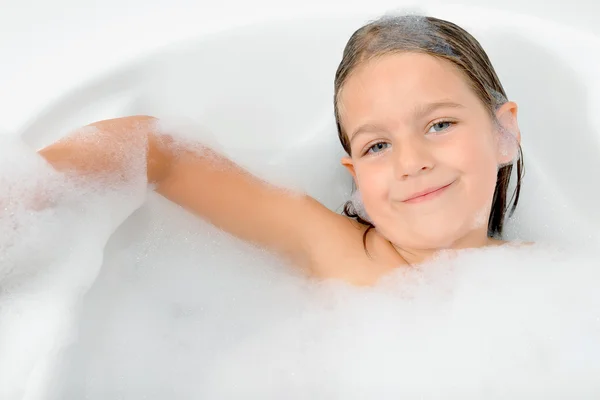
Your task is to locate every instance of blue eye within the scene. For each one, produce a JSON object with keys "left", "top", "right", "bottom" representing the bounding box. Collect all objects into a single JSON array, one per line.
[
  {"left": 366, "top": 142, "right": 390, "bottom": 154},
  {"left": 428, "top": 120, "right": 454, "bottom": 134}
]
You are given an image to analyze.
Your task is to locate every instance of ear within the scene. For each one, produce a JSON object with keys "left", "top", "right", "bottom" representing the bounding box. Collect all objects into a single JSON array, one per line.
[
  {"left": 341, "top": 156, "right": 357, "bottom": 184},
  {"left": 494, "top": 101, "right": 521, "bottom": 165}
]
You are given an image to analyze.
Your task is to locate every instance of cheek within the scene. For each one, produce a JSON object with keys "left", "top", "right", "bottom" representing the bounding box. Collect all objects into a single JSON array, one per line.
[
  {"left": 449, "top": 132, "right": 499, "bottom": 200},
  {"left": 355, "top": 162, "right": 391, "bottom": 208},
  {"left": 437, "top": 127, "right": 497, "bottom": 176}
]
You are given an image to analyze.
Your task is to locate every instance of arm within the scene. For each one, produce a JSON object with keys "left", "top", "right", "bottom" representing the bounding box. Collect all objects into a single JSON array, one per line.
[
  {"left": 38, "top": 116, "right": 336, "bottom": 267},
  {"left": 37, "top": 116, "right": 169, "bottom": 183}
]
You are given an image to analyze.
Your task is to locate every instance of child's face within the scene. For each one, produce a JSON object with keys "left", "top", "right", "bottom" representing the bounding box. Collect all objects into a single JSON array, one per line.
[{"left": 339, "top": 52, "right": 515, "bottom": 249}]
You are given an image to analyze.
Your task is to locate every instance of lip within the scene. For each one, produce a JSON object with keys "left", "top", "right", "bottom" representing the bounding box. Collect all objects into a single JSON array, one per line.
[{"left": 402, "top": 181, "right": 455, "bottom": 204}]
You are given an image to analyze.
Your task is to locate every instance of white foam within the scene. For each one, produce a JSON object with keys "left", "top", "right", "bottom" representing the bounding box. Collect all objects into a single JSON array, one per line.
[
  {"left": 0, "top": 135, "right": 147, "bottom": 399},
  {"left": 202, "top": 245, "right": 600, "bottom": 399}
]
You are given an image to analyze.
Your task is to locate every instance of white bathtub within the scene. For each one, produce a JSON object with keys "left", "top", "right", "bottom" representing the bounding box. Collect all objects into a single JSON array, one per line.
[{"left": 2, "top": 1, "right": 600, "bottom": 399}]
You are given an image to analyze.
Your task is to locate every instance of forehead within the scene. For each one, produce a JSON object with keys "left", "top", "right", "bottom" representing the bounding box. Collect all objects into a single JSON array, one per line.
[{"left": 339, "top": 52, "right": 479, "bottom": 126}]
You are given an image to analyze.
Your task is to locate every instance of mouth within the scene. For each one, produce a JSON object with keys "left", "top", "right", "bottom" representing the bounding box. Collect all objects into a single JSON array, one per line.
[{"left": 402, "top": 181, "right": 456, "bottom": 204}]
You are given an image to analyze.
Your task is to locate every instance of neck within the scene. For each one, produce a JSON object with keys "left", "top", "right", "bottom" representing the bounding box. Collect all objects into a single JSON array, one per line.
[{"left": 390, "top": 227, "right": 497, "bottom": 265}]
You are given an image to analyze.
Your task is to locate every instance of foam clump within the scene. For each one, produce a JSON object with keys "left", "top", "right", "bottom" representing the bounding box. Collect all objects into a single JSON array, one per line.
[
  {"left": 0, "top": 133, "right": 147, "bottom": 399},
  {"left": 199, "top": 244, "right": 600, "bottom": 398}
]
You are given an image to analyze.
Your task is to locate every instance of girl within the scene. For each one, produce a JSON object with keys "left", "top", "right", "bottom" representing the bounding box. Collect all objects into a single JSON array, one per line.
[{"left": 38, "top": 14, "right": 523, "bottom": 287}]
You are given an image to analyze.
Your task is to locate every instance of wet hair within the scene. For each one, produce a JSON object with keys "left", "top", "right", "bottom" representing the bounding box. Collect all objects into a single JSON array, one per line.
[{"left": 334, "top": 14, "right": 523, "bottom": 249}]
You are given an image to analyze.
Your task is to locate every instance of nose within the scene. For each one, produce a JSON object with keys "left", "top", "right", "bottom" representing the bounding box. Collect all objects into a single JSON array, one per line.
[{"left": 392, "top": 138, "right": 435, "bottom": 180}]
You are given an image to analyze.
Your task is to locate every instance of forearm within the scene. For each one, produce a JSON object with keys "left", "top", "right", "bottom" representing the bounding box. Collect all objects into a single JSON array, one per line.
[{"left": 38, "top": 116, "right": 171, "bottom": 183}]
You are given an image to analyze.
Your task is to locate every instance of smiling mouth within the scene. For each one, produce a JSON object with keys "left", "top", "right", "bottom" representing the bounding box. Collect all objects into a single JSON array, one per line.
[{"left": 402, "top": 181, "right": 455, "bottom": 204}]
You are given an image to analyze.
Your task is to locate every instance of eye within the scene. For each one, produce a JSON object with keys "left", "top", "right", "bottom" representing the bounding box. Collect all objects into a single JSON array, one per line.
[
  {"left": 365, "top": 141, "right": 390, "bottom": 155},
  {"left": 427, "top": 120, "right": 455, "bottom": 134}
]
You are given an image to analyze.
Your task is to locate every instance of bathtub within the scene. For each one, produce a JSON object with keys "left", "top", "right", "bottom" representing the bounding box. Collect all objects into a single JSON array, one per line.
[{"left": 2, "top": 0, "right": 600, "bottom": 398}]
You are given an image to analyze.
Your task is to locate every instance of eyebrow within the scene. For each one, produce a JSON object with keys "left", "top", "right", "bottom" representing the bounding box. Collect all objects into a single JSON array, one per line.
[
  {"left": 414, "top": 100, "right": 465, "bottom": 120},
  {"left": 349, "top": 100, "right": 466, "bottom": 144}
]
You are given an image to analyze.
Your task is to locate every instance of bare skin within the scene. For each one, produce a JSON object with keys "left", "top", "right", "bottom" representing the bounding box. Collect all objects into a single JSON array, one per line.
[{"left": 37, "top": 53, "right": 521, "bottom": 287}]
